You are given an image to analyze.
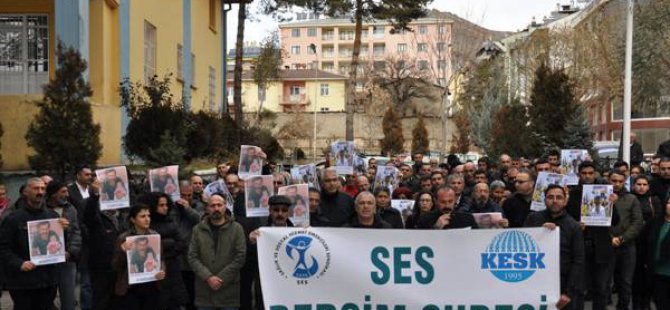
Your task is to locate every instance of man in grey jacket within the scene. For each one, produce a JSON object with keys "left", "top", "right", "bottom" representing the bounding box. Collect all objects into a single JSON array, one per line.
[
  {"left": 46, "top": 181, "right": 82, "bottom": 310},
  {"left": 188, "top": 194, "right": 246, "bottom": 310}
]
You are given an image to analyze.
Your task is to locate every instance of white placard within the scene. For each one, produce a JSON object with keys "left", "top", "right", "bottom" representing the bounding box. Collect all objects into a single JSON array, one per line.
[
  {"left": 96, "top": 166, "right": 130, "bottom": 210},
  {"left": 278, "top": 184, "right": 310, "bottom": 227},
  {"left": 531, "top": 172, "right": 568, "bottom": 211},
  {"left": 580, "top": 185, "right": 614, "bottom": 226},
  {"left": 148, "top": 165, "right": 180, "bottom": 201},
  {"left": 290, "top": 164, "right": 319, "bottom": 191},
  {"left": 245, "top": 175, "right": 274, "bottom": 217},
  {"left": 331, "top": 141, "right": 354, "bottom": 175},
  {"left": 126, "top": 234, "right": 161, "bottom": 285},
  {"left": 239, "top": 145, "right": 264, "bottom": 180},
  {"left": 28, "top": 219, "right": 66, "bottom": 266},
  {"left": 560, "top": 150, "right": 590, "bottom": 185}
]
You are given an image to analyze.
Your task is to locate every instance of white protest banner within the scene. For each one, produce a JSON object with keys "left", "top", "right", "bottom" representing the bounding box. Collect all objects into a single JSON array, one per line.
[
  {"left": 581, "top": 185, "right": 614, "bottom": 227},
  {"left": 96, "top": 166, "right": 130, "bottom": 210},
  {"left": 245, "top": 175, "right": 274, "bottom": 217},
  {"left": 148, "top": 165, "right": 180, "bottom": 201},
  {"left": 126, "top": 234, "right": 161, "bottom": 285},
  {"left": 373, "top": 166, "right": 400, "bottom": 193},
  {"left": 28, "top": 219, "right": 66, "bottom": 266},
  {"left": 560, "top": 150, "right": 590, "bottom": 185},
  {"left": 278, "top": 184, "right": 310, "bottom": 227},
  {"left": 290, "top": 164, "right": 319, "bottom": 191},
  {"left": 259, "top": 228, "right": 560, "bottom": 310},
  {"left": 331, "top": 141, "right": 354, "bottom": 175},
  {"left": 531, "top": 172, "right": 567, "bottom": 211},
  {"left": 239, "top": 145, "right": 265, "bottom": 180}
]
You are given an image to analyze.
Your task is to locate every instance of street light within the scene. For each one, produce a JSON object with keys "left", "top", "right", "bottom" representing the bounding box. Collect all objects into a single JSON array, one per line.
[
  {"left": 622, "top": 0, "right": 634, "bottom": 164},
  {"left": 310, "top": 43, "right": 318, "bottom": 161}
]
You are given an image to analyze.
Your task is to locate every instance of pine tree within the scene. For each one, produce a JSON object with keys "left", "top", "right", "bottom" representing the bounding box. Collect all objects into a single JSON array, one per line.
[
  {"left": 528, "top": 63, "right": 577, "bottom": 156},
  {"left": 380, "top": 107, "right": 405, "bottom": 156},
  {"left": 411, "top": 114, "right": 429, "bottom": 154},
  {"left": 451, "top": 111, "right": 470, "bottom": 154},
  {"left": 25, "top": 42, "right": 102, "bottom": 180},
  {"left": 563, "top": 104, "right": 594, "bottom": 150},
  {"left": 490, "top": 103, "right": 533, "bottom": 158}
]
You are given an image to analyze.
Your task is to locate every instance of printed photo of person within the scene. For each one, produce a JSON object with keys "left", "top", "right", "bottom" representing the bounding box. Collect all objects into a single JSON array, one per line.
[
  {"left": 581, "top": 184, "right": 614, "bottom": 226},
  {"left": 531, "top": 172, "right": 567, "bottom": 211},
  {"left": 239, "top": 145, "right": 266, "bottom": 179},
  {"left": 245, "top": 175, "right": 274, "bottom": 217},
  {"left": 27, "top": 219, "right": 66, "bottom": 265},
  {"left": 149, "top": 165, "right": 180, "bottom": 201},
  {"left": 96, "top": 166, "right": 131, "bottom": 210},
  {"left": 291, "top": 164, "right": 319, "bottom": 191},
  {"left": 278, "top": 184, "right": 310, "bottom": 227},
  {"left": 331, "top": 141, "right": 354, "bottom": 175},
  {"left": 125, "top": 234, "right": 162, "bottom": 284}
]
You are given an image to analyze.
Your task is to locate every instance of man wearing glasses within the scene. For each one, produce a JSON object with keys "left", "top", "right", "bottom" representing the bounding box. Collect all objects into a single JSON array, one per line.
[{"left": 502, "top": 170, "right": 535, "bottom": 228}]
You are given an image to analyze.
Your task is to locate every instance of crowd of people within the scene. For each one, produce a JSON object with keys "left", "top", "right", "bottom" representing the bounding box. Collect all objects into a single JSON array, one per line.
[{"left": 0, "top": 144, "right": 669, "bottom": 310}]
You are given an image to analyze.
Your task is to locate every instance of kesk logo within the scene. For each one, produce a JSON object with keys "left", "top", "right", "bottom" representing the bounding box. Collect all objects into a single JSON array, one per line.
[
  {"left": 273, "top": 230, "right": 331, "bottom": 284},
  {"left": 481, "top": 230, "right": 546, "bottom": 283}
]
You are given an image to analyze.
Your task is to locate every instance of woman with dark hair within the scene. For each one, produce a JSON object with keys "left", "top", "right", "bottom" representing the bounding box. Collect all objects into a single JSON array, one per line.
[
  {"left": 405, "top": 191, "right": 435, "bottom": 229},
  {"left": 112, "top": 204, "right": 166, "bottom": 309},
  {"left": 644, "top": 196, "right": 670, "bottom": 310},
  {"left": 391, "top": 187, "right": 413, "bottom": 200},
  {"left": 374, "top": 188, "right": 403, "bottom": 229},
  {"left": 632, "top": 175, "right": 663, "bottom": 310},
  {"left": 137, "top": 193, "right": 188, "bottom": 309}
]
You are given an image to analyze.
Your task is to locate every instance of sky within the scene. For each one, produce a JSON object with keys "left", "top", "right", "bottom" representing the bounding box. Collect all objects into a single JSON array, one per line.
[{"left": 224, "top": 0, "right": 585, "bottom": 49}]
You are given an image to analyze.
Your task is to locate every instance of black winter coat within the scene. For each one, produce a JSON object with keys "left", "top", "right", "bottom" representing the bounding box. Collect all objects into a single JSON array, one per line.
[
  {"left": 376, "top": 206, "right": 404, "bottom": 229},
  {"left": 318, "top": 191, "right": 355, "bottom": 227},
  {"left": 151, "top": 208, "right": 188, "bottom": 307},
  {"left": 502, "top": 192, "right": 532, "bottom": 228},
  {"left": 416, "top": 210, "right": 478, "bottom": 229},
  {"left": 84, "top": 194, "right": 126, "bottom": 272}
]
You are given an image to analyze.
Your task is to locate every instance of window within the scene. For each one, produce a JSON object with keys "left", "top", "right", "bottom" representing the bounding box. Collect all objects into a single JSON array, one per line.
[
  {"left": 308, "top": 28, "right": 317, "bottom": 37},
  {"left": 397, "top": 43, "right": 407, "bottom": 53},
  {"left": 322, "top": 29, "right": 334, "bottom": 40},
  {"left": 613, "top": 129, "right": 670, "bottom": 154},
  {"left": 355, "top": 81, "right": 364, "bottom": 92},
  {"left": 419, "top": 25, "right": 427, "bottom": 34},
  {"left": 291, "top": 29, "right": 301, "bottom": 37},
  {"left": 438, "top": 60, "right": 447, "bottom": 70},
  {"left": 438, "top": 25, "right": 446, "bottom": 34},
  {"left": 417, "top": 43, "right": 427, "bottom": 52},
  {"left": 339, "top": 30, "right": 354, "bottom": 40},
  {"left": 362, "top": 29, "right": 368, "bottom": 38},
  {"left": 177, "top": 44, "right": 183, "bottom": 80},
  {"left": 612, "top": 100, "right": 670, "bottom": 120},
  {"left": 0, "top": 15, "right": 49, "bottom": 94},
  {"left": 437, "top": 42, "right": 446, "bottom": 52},
  {"left": 418, "top": 60, "right": 429, "bottom": 70},
  {"left": 373, "top": 26, "right": 384, "bottom": 38},
  {"left": 291, "top": 45, "right": 300, "bottom": 55},
  {"left": 320, "top": 83, "right": 329, "bottom": 96},
  {"left": 208, "top": 66, "right": 216, "bottom": 112},
  {"left": 209, "top": 0, "right": 216, "bottom": 31},
  {"left": 373, "top": 44, "right": 385, "bottom": 56},
  {"left": 290, "top": 85, "right": 302, "bottom": 95},
  {"left": 322, "top": 63, "right": 334, "bottom": 71},
  {"left": 144, "top": 21, "right": 157, "bottom": 81}
]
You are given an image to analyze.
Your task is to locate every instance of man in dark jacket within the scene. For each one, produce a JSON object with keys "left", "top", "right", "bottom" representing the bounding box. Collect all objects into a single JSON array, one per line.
[
  {"left": 178, "top": 180, "right": 205, "bottom": 310},
  {"left": 417, "top": 187, "right": 478, "bottom": 229},
  {"left": 346, "top": 191, "right": 392, "bottom": 228},
  {"left": 460, "top": 183, "right": 509, "bottom": 228},
  {"left": 318, "top": 167, "right": 355, "bottom": 227},
  {"left": 0, "top": 178, "right": 60, "bottom": 309},
  {"left": 651, "top": 158, "right": 670, "bottom": 202},
  {"left": 66, "top": 164, "right": 93, "bottom": 310},
  {"left": 84, "top": 180, "right": 126, "bottom": 310},
  {"left": 502, "top": 170, "right": 534, "bottom": 228},
  {"left": 630, "top": 133, "right": 644, "bottom": 167},
  {"left": 524, "top": 184, "right": 584, "bottom": 310},
  {"left": 46, "top": 181, "right": 82, "bottom": 310},
  {"left": 374, "top": 188, "right": 403, "bottom": 229}
]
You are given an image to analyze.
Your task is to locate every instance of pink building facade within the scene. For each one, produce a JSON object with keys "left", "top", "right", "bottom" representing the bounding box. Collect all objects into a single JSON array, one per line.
[{"left": 279, "top": 14, "right": 453, "bottom": 87}]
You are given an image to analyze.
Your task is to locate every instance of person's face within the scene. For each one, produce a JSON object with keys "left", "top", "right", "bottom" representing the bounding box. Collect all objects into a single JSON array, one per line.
[
  {"left": 369, "top": 159, "right": 377, "bottom": 170},
  {"left": 651, "top": 163, "right": 660, "bottom": 174},
  {"left": 579, "top": 167, "right": 596, "bottom": 184},
  {"left": 323, "top": 171, "right": 340, "bottom": 194},
  {"left": 420, "top": 165, "right": 432, "bottom": 175},
  {"left": 273, "top": 177, "right": 285, "bottom": 188},
  {"left": 105, "top": 171, "right": 116, "bottom": 184},
  {"left": 180, "top": 185, "right": 193, "bottom": 201},
  {"left": 157, "top": 168, "right": 168, "bottom": 180},
  {"left": 225, "top": 175, "right": 240, "bottom": 195},
  {"left": 157, "top": 197, "right": 169, "bottom": 215},
  {"left": 131, "top": 209, "right": 151, "bottom": 231},
  {"left": 421, "top": 179, "right": 432, "bottom": 191},
  {"left": 431, "top": 173, "right": 445, "bottom": 187},
  {"left": 270, "top": 204, "right": 289, "bottom": 226},
  {"left": 616, "top": 165, "right": 629, "bottom": 176},
  {"left": 26, "top": 180, "right": 46, "bottom": 206},
  {"left": 357, "top": 177, "right": 370, "bottom": 192},
  {"left": 51, "top": 186, "right": 69, "bottom": 204},
  {"left": 356, "top": 195, "right": 376, "bottom": 220},
  {"left": 511, "top": 160, "right": 520, "bottom": 169},
  {"left": 418, "top": 193, "right": 433, "bottom": 213},
  {"left": 253, "top": 179, "right": 263, "bottom": 191},
  {"left": 514, "top": 173, "right": 534, "bottom": 195},
  {"left": 630, "top": 167, "right": 642, "bottom": 178},
  {"left": 77, "top": 168, "right": 93, "bottom": 185},
  {"left": 375, "top": 191, "right": 390, "bottom": 207},
  {"left": 207, "top": 196, "right": 227, "bottom": 220},
  {"left": 413, "top": 154, "right": 423, "bottom": 163},
  {"left": 659, "top": 162, "right": 670, "bottom": 179},
  {"left": 452, "top": 165, "right": 464, "bottom": 175},
  {"left": 436, "top": 190, "right": 456, "bottom": 213},
  {"left": 38, "top": 223, "right": 50, "bottom": 240},
  {"left": 548, "top": 155, "right": 559, "bottom": 166},
  {"left": 535, "top": 163, "right": 551, "bottom": 173},
  {"left": 430, "top": 159, "right": 439, "bottom": 168},
  {"left": 499, "top": 155, "right": 512, "bottom": 168},
  {"left": 135, "top": 240, "right": 148, "bottom": 256},
  {"left": 449, "top": 178, "right": 464, "bottom": 195},
  {"left": 474, "top": 173, "right": 487, "bottom": 184},
  {"left": 308, "top": 192, "right": 320, "bottom": 212},
  {"left": 463, "top": 164, "right": 475, "bottom": 178},
  {"left": 609, "top": 173, "right": 626, "bottom": 192},
  {"left": 246, "top": 147, "right": 256, "bottom": 157},
  {"left": 473, "top": 185, "right": 489, "bottom": 203},
  {"left": 492, "top": 187, "right": 506, "bottom": 202},
  {"left": 399, "top": 166, "right": 412, "bottom": 178},
  {"left": 544, "top": 188, "right": 566, "bottom": 215},
  {"left": 190, "top": 176, "right": 204, "bottom": 193},
  {"left": 506, "top": 168, "right": 518, "bottom": 181},
  {"left": 633, "top": 178, "right": 650, "bottom": 195},
  {"left": 521, "top": 161, "right": 530, "bottom": 169},
  {"left": 217, "top": 163, "right": 230, "bottom": 176},
  {"left": 477, "top": 161, "right": 488, "bottom": 171}
]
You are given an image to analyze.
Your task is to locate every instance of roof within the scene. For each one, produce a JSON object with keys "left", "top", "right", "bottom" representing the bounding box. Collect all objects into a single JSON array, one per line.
[
  {"left": 227, "top": 46, "right": 262, "bottom": 58},
  {"left": 278, "top": 10, "right": 455, "bottom": 28},
  {"left": 226, "top": 69, "right": 347, "bottom": 81}
]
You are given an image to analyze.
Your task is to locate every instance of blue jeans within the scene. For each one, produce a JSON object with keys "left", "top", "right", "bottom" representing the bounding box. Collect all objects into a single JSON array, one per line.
[{"left": 58, "top": 262, "right": 77, "bottom": 310}]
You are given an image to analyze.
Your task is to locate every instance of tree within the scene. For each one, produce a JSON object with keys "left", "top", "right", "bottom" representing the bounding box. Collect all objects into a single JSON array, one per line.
[
  {"left": 411, "top": 114, "right": 429, "bottom": 154},
  {"left": 490, "top": 103, "right": 533, "bottom": 158},
  {"left": 562, "top": 104, "right": 594, "bottom": 150},
  {"left": 379, "top": 107, "right": 404, "bottom": 156},
  {"left": 253, "top": 32, "right": 283, "bottom": 118},
  {"left": 186, "top": 111, "right": 240, "bottom": 162},
  {"left": 528, "top": 63, "right": 577, "bottom": 156},
  {"left": 25, "top": 42, "right": 102, "bottom": 180},
  {"left": 233, "top": 0, "right": 252, "bottom": 133},
  {"left": 263, "top": 0, "right": 432, "bottom": 140},
  {"left": 450, "top": 111, "right": 470, "bottom": 154},
  {"left": 371, "top": 56, "right": 438, "bottom": 116}
]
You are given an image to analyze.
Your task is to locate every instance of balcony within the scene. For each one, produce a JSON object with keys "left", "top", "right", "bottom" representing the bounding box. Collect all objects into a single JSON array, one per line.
[
  {"left": 279, "top": 94, "right": 310, "bottom": 112},
  {"left": 322, "top": 34, "right": 334, "bottom": 41}
]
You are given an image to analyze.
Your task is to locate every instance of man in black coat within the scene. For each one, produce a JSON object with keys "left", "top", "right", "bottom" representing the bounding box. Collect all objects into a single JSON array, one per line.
[
  {"left": 525, "top": 184, "right": 584, "bottom": 310},
  {"left": 417, "top": 186, "right": 478, "bottom": 229},
  {"left": 66, "top": 164, "right": 94, "bottom": 310},
  {"left": 502, "top": 170, "right": 535, "bottom": 228},
  {"left": 318, "top": 167, "right": 355, "bottom": 227},
  {"left": 651, "top": 158, "right": 670, "bottom": 202},
  {"left": 0, "top": 178, "right": 60, "bottom": 309}
]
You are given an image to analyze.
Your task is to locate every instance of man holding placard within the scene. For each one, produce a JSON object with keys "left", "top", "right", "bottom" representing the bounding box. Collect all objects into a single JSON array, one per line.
[{"left": 0, "top": 178, "right": 61, "bottom": 309}]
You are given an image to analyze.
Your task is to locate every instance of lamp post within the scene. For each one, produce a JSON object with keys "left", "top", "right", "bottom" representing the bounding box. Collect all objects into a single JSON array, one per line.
[
  {"left": 310, "top": 43, "right": 318, "bottom": 161},
  {"left": 622, "top": 0, "right": 634, "bottom": 164}
]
